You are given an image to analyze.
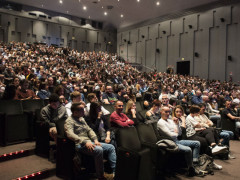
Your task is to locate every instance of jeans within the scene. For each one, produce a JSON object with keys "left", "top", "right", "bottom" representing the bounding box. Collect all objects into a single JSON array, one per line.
[
  {"left": 76, "top": 142, "right": 116, "bottom": 178},
  {"left": 176, "top": 140, "right": 200, "bottom": 167},
  {"left": 220, "top": 130, "right": 234, "bottom": 147},
  {"left": 210, "top": 114, "right": 221, "bottom": 128}
]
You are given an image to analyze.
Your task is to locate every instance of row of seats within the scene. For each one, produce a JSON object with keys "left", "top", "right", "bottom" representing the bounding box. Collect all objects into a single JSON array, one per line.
[
  {"left": 55, "top": 121, "right": 185, "bottom": 180},
  {"left": 0, "top": 99, "right": 48, "bottom": 145}
]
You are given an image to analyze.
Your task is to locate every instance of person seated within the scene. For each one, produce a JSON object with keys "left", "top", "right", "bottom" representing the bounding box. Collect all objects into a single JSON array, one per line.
[
  {"left": 102, "top": 86, "right": 118, "bottom": 104},
  {"left": 85, "top": 93, "right": 110, "bottom": 116},
  {"left": 157, "top": 106, "right": 200, "bottom": 176},
  {"left": 14, "top": 79, "right": 39, "bottom": 100},
  {"left": 40, "top": 93, "right": 68, "bottom": 142},
  {"left": 65, "top": 91, "right": 85, "bottom": 116},
  {"left": 185, "top": 105, "right": 227, "bottom": 157},
  {"left": 125, "top": 100, "right": 143, "bottom": 124},
  {"left": 37, "top": 82, "right": 51, "bottom": 99},
  {"left": 202, "top": 95, "right": 221, "bottom": 128},
  {"left": 47, "top": 77, "right": 56, "bottom": 94},
  {"left": 117, "top": 86, "right": 129, "bottom": 103},
  {"left": 191, "top": 90, "right": 203, "bottom": 105},
  {"left": 54, "top": 85, "right": 68, "bottom": 105},
  {"left": 195, "top": 103, "right": 235, "bottom": 159},
  {"left": 222, "top": 100, "right": 240, "bottom": 137},
  {"left": 110, "top": 100, "right": 134, "bottom": 128},
  {"left": 64, "top": 102, "right": 116, "bottom": 180},
  {"left": 1, "top": 83, "right": 16, "bottom": 100},
  {"left": 86, "top": 102, "right": 115, "bottom": 146},
  {"left": 145, "top": 99, "right": 161, "bottom": 124}
]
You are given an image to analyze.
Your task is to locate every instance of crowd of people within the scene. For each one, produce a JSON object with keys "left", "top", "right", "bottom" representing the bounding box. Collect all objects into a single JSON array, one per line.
[{"left": 1, "top": 41, "right": 240, "bottom": 179}]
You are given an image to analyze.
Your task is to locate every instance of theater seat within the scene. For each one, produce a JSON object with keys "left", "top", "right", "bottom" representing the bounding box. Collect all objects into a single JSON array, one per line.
[
  {"left": 0, "top": 100, "right": 29, "bottom": 146},
  {"left": 136, "top": 123, "right": 167, "bottom": 177},
  {"left": 115, "top": 126, "right": 154, "bottom": 180}
]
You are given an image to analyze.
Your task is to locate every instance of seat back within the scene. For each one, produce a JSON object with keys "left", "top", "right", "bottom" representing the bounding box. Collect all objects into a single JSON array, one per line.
[
  {"left": 136, "top": 123, "right": 158, "bottom": 144},
  {"left": 0, "top": 100, "right": 23, "bottom": 115},
  {"left": 116, "top": 127, "right": 141, "bottom": 151},
  {"left": 135, "top": 101, "right": 142, "bottom": 112},
  {"left": 22, "top": 99, "right": 44, "bottom": 112},
  {"left": 56, "top": 117, "right": 67, "bottom": 138},
  {"left": 103, "top": 104, "right": 115, "bottom": 114}
]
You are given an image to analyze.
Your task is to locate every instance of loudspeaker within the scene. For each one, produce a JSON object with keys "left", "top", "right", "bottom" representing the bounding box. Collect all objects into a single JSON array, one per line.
[
  {"left": 162, "top": 31, "right": 166, "bottom": 34},
  {"left": 81, "top": 19, "right": 86, "bottom": 25},
  {"left": 228, "top": 56, "right": 232, "bottom": 61},
  {"left": 220, "top": 18, "right": 225, "bottom": 22},
  {"left": 156, "top": 48, "right": 160, "bottom": 53},
  {"left": 188, "top": 25, "right": 192, "bottom": 29},
  {"left": 128, "top": 41, "right": 131, "bottom": 45},
  {"left": 141, "top": 35, "right": 145, "bottom": 38},
  {"left": 123, "top": 39, "right": 127, "bottom": 42},
  {"left": 8, "top": 22, "right": 10, "bottom": 26},
  {"left": 194, "top": 52, "right": 199, "bottom": 57}
]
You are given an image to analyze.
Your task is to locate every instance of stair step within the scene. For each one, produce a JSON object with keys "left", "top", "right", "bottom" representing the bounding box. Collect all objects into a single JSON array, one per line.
[{"left": 0, "top": 155, "right": 56, "bottom": 180}]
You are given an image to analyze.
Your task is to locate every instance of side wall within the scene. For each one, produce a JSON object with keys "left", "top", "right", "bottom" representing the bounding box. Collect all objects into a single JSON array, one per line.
[
  {"left": 0, "top": 9, "right": 117, "bottom": 53},
  {"left": 117, "top": 4, "right": 240, "bottom": 82}
]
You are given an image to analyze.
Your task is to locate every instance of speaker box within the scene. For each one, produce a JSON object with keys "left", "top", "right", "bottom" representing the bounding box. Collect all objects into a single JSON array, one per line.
[{"left": 156, "top": 49, "right": 160, "bottom": 53}]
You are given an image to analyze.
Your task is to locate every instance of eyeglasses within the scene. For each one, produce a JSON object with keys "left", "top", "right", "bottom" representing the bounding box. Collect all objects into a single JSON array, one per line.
[
  {"left": 164, "top": 111, "right": 171, "bottom": 113},
  {"left": 118, "top": 105, "right": 123, "bottom": 107}
]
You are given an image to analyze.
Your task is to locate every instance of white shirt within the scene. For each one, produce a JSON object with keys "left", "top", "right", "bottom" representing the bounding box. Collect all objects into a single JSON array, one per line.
[{"left": 84, "top": 103, "right": 110, "bottom": 116}]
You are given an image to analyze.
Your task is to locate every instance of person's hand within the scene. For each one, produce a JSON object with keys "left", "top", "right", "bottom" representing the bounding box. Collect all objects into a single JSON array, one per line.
[
  {"left": 85, "top": 142, "right": 95, "bottom": 152},
  {"left": 131, "top": 108, "right": 136, "bottom": 115},
  {"left": 172, "top": 117, "right": 179, "bottom": 124},
  {"left": 94, "top": 140, "right": 101, "bottom": 146},
  {"left": 49, "top": 127, "right": 57, "bottom": 135},
  {"left": 98, "top": 111, "right": 103, "bottom": 118},
  {"left": 105, "top": 137, "right": 111, "bottom": 144}
]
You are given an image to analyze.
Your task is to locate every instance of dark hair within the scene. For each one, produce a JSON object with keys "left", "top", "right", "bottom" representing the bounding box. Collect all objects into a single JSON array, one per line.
[
  {"left": 54, "top": 85, "right": 64, "bottom": 95},
  {"left": 152, "top": 99, "right": 161, "bottom": 107},
  {"left": 39, "top": 82, "right": 47, "bottom": 90},
  {"left": 71, "top": 102, "right": 83, "bottom": 113},
  {"left": 89, "top": 102, "right": 101, "bottom": 120},
  {"left": 189, "top": 105, "right": 200, "bottom": 114},
  {"left": 20, "top": 79, "right": 28, "bottom": 86},
  {"left": 1, "top": 84, "right": 16, "bottom": 100},
  {"left": 49, "top": 93, "right": 60, "bottom": 103},
  {"left": 87, "top": 93, "right": 96, "bottom": 102}
]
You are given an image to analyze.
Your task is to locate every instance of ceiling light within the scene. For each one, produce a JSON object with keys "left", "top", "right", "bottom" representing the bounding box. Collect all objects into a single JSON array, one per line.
[
  {"left": 120, "top": 14, "right": 124, "bottom": 18},
  {"left": 83, "top": 6, "right": 87, "bottom": 10},
  {"left": 66, "top": 11, "right": 69, "bottom": 14},
  {"left": 59, "top": 0, "right": 63, "bottom": 4},
  {"left": 88, "top": 16, "right": 91, "bottom": 19},
  {"left": 156, "top": 1, "right": 160, "bottom": 6},
  {"left": 104, "top": 12, "right": 108, "bottom": 16},
  {"left": 41, "top": 4, "right": 44, "bottom": 7},
  {"left": 102, "top": 6, "right": 104, "bottom": 8},
  {"left": 137, "top": 0, "right": 140, "bottom": 2}
]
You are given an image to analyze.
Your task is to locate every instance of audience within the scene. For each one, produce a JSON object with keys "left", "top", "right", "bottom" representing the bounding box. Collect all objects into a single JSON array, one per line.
[{"left": 64, "top": 102, "right": 116, "bottom": 180}]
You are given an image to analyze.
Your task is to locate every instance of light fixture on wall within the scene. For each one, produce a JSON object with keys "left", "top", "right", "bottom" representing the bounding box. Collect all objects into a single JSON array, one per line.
[
  {"left": 220, "top": 18, "right": 225, "bottom": 22},
  {"left": 194, "top": 52, "right": 199, "bottom": 57},
  {"left": 188, "top": 25, "right": 193, "bottom": 29},
  {"left": 123, "top": 39, "right": 127, "bottom": 42},
  {"left": 128, "top": 41, "right": 131, "bottom": 45},
  {"left": 141, "top": 35, "right": 145, "bottom": 38},
  {"left": 162, "top": 30, "right": 166, "bottom": 34},
  {"left": 156, "top": 48, "right": 160, "bottom": 53}
]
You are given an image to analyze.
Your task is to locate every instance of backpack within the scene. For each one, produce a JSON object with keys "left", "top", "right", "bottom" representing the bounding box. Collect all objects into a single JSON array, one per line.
[{"left": 194, "top": 154, "right": 214, "bottom": 175}]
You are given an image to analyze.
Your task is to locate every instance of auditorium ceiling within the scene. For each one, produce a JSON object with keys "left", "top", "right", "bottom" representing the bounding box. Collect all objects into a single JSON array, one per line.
[{"left": 7, "top": 0, "right": 220, "bottom": 29}]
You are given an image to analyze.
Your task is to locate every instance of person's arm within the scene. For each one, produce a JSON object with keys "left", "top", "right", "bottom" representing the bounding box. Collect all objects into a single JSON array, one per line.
[
  {"left": 157, "top": 120, "right": 178, "bottom": 138},
  {"left": 64, "top": 118, "right": 82, "bottom": 143},
  {"left": 110, "top": 113, "right": 130, "bottom": 127},
  {"left": 226, "top": 113, "right": 240, "bottom": 120},
  {"left": 208, "top": 103, "right": 219, "bottom": 114},
  {"left": 40, "top": 108, "right": 55, "bottom": 128}
]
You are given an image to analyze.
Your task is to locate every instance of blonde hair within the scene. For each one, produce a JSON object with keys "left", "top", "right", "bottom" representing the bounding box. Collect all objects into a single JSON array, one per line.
[{"left": 125, "top": 100, "right": 135, "bottom": 114}]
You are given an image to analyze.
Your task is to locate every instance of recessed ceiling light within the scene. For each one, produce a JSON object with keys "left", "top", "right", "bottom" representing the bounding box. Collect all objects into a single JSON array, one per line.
[
  {"left": 102, "top": 6, "right": 104, "bottom": 8},
  {"left": 88, "top": 16, "right": 91, "bottom": 19},
  {"left": 156, "top": 1, "right": 160, "bottom": 6},
  {"left": 66, "top": 11, "right": 69, "bottom": 14},
  {"left": 118, "top": 0, "right": 120, "bottom": 1},
  {"left": 137, "top": 0, "right": 140, "bottom": 2},
  {"left": 120, "top": 14, "right": 124, "bottom": 18},
  {"left": 41, "top": 4, "right": 44, "bottom": 7},
  {"left": 59, "top": 0, "right": 63, "bottom": 4},
  {"left": 104, "top": 12, "right": 108, "bottom": 16},
  {"left": 83, "top": 6, "right": 87, "bottom": 10}
]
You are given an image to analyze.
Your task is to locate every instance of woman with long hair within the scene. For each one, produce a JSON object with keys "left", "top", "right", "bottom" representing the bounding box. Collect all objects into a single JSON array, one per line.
[{"left": 88, "top": 102, "right": 115, "bottom": 146}]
